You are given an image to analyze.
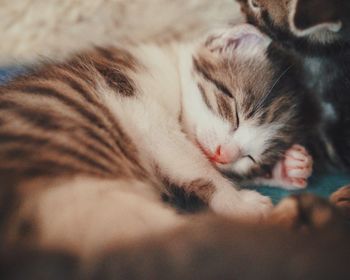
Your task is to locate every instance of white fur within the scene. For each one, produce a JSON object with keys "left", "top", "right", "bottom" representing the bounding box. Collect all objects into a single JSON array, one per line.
[
  {"left": 33, "top": 177, "right": 185, "bottom": 257},
  {"left": 103, "top": 44, "right": 235, "bottom": 192},
  {"left": 210, "top": 186, "right": 272, "bottom": 220},
  {"left": 98, "top": 29, "right": 275, "bottom": 219},
  {"left": 226, "top": 123, "right": 282, "bottom": 174},
  {"left": 180, "top": 25, "right": 277, "bottom": 176},
  {"left": 17, "top": 27, "right": 290, "bottom": 255}
]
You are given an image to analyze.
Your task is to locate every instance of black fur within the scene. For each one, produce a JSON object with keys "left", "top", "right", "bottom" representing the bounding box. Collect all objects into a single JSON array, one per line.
[{"left": 238, "top": 0, "right": 350, "bottom": 172}]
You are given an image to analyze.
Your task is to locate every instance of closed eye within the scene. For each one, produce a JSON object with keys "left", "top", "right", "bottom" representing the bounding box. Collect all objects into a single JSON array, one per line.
[
  {"left": 215, "top": 85, "right": 240, "bottom": 129},
  {"left": 235, "top": 103, "right": 240, "bottom": 128},
  {"left": 193, "top": 57, "right": 240, "bottom": 128},
  {"left": 193, "top": 58, "right": 234, "bottom": 98},
  {"left": 244, "top": 155, "right": 257, "bottom": 163}
]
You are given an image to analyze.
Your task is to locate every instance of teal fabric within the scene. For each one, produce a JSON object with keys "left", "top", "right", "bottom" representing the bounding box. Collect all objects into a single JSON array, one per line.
[
  {"left": 253, "top": 172, "right": 350, "bottom": 204},
  {"left": 1, "top": 67, "right": 350, "bottom": 204}
]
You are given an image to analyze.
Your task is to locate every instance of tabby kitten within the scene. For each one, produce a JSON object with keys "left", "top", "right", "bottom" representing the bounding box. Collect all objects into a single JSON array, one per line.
[
  {"left": 0, "top": 24, "right": 311, "bottom": 256},
  {"left": 238, "top": 0, "right": 350, "bottom": 171}
]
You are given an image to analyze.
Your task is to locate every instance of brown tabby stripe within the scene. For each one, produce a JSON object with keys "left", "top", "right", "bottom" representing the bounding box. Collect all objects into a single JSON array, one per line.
[
  {"left": 0, "top": 107, "right": 143, "bottom": 177},
  {"left": 63, "top": 61, "right": 96, "bottom": 86},
  {"left": 216, "top": 94, "right": 234, "bottom": 122},
  {"left": 197, "top": 83, "right": 212, "bottom": 110},
  {"left": 0, "top": 97, "right": 126, "bottom": 163},
  {"left": 86, "top": 48, "right": 139, "bottom": 97},
  {"left": 45, "top": 69, "right": 139, "bottom": 156},
  {"left": 0, "top": 155, "right": 102, "bottom": 180},
  {"left": 9, "top": 85, "right": 103, "bottom": 125},
  {"left": 5, "top": 106, "right": 119, "bottom": 166},
  {"left": 6, "top": 84, "right": 128, "bottom": 155},
  {"left": 1, "top": 160, "right": 91, "bottom": 179},
  {"left": 0, "top": 45, "right": 151, "bottom": 184},
  {"left": 192, "top": 57, "right": 233, "bottom": 98},
  {"left": 50, "top": 71, "right": 138, "bottom": 152},
  {"left": 0, "top": 99, "right": 145, "bottom": 180},
  {"left": 0, "top": 128, "right": 140, "bottom": 180},
  {"left": 0, "top": 133, "right": 114, "bottom": 175},
  {"left": 51, "top": 69, "right": 98, "bottom": 104},
  {"left": 95, "top": 47, "right": 139, "bottom": 71},
  {"left": 50, "top": 67, "right": 147, "bottom": 178},
  {"left": 92, "top": 61, "right": 135, "bottom": 96}
]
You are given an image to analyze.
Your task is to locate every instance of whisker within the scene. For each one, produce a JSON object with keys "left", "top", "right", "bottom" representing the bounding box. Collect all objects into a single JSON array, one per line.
[
  {"left": 267, "top": 64, "right": 294, "bottom": 96},
  {"left": 254, "top": 64, "right": 294, "bottom": 112}
]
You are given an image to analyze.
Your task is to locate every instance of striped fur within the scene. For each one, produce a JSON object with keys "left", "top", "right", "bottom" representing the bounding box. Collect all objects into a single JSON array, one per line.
[
  {"left": 189, "top": 29, "right": 312, "bottom": 180},
  {"left": 0, "top": 25, "right": 311, "bottom": 257},
  {"left": 238, "top": 0, "right": 350, "bottom": 174}
]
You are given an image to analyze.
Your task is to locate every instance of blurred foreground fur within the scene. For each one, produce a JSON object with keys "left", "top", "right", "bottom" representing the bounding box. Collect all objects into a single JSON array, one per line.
[
  {"left": 331, "top": 185, "right": 350, "bottom": 219},
  {"left": 1, "top": 193, "right": 349, "bottom": 280}
]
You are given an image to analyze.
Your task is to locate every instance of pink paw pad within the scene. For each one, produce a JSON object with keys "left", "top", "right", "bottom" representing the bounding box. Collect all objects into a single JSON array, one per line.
[{"left": 273, "top": 145, "right": 313, "bottom": 189}]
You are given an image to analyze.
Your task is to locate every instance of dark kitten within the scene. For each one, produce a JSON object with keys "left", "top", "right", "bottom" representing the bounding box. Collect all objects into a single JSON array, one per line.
[{"left": 238, "top": 0, "right": 350, "bottom": 171}]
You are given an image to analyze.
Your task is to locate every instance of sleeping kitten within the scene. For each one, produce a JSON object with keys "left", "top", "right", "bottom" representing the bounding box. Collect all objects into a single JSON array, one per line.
[
  {"left": 238, "top": 0, "right": 350, "bottom": 171},
  {"left": 0, "top": 24, "right": 312, "bottom": 257}
]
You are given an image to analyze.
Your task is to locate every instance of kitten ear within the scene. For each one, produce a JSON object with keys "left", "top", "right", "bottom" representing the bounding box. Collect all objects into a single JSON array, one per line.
[
  {"left": 290, "top": 0, "right": 342, "bottom": 37},
  {"left": 205, "top": 24, "right": 271, "bottom": 55}
]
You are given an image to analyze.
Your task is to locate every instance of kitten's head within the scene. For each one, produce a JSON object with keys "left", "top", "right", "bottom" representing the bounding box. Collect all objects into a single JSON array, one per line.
[
  {"left": 238, "top": 0, "right": 350, "bottom": 55},
  {"left": 180, "top": 24, "right": 313, "bottom": 179}
]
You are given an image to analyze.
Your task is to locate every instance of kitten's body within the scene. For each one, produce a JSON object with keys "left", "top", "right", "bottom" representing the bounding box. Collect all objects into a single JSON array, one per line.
[
  {"left": 0, "top": 25, "right": 312, "bottom": 258},
  {"left": 238, "top": 0, "right": 350, "bottom": 171}
]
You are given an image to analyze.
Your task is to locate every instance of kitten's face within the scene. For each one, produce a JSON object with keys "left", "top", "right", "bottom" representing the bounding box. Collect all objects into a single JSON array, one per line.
[
  {"left": 181, "top": 24, "right": 305, "bottom": 178},
  {"left": 238, "top": 0, "right": 350, "bottom": 55}
]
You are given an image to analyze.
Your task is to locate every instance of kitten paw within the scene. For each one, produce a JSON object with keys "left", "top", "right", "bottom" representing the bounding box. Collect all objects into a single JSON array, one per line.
[
  {"left": 210, "top": 187, "right": 273, "bottom": 222},
  {"left": 269, "top": 194, "right": 345, "bottom": 231},
  {"left": 271, "top": 144, "right": 313, "bottom": 190},
  {"left": 330, "top": 185, "right": 350, "bottom": 220}
]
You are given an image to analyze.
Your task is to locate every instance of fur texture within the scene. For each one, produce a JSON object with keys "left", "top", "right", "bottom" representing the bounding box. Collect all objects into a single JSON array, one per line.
[
  {"left": 238, "top": 0, "right": 350, "bottom": 171},
  {"left": 2, "top": 193, "right": 350, "bottom": 280},
  {"left": 0, "top": 0, "right": 243, "bottom": 66},
  {"left": 0, "top": 25, "right": 313, "bottom": 258}
]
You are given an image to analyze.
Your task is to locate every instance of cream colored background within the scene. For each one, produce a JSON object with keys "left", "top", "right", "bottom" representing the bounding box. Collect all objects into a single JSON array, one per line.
[{"left": 0, "top": 0, "right": 243, "bottom": 66}]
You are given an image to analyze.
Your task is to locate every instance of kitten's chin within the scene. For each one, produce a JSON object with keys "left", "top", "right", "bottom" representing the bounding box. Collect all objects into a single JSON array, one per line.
[{"left": 218, "top": 160, "right": 252, "bottom": 178}]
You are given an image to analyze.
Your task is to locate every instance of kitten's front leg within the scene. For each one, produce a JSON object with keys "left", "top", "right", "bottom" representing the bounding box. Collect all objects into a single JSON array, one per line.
[
  {"left": 209, "top": 185, "right": 272, "bottom": 220},
  {"left": 147, "top": 128, "right": 272, "bottom": 221},
  {"left": 254, "top": 145, "right": 313, "bottom": 190}
]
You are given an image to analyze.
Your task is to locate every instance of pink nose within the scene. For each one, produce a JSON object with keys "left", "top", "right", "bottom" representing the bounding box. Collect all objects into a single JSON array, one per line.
[{"left": 210, "top": 145, "right": 241, "bottom": 164}]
